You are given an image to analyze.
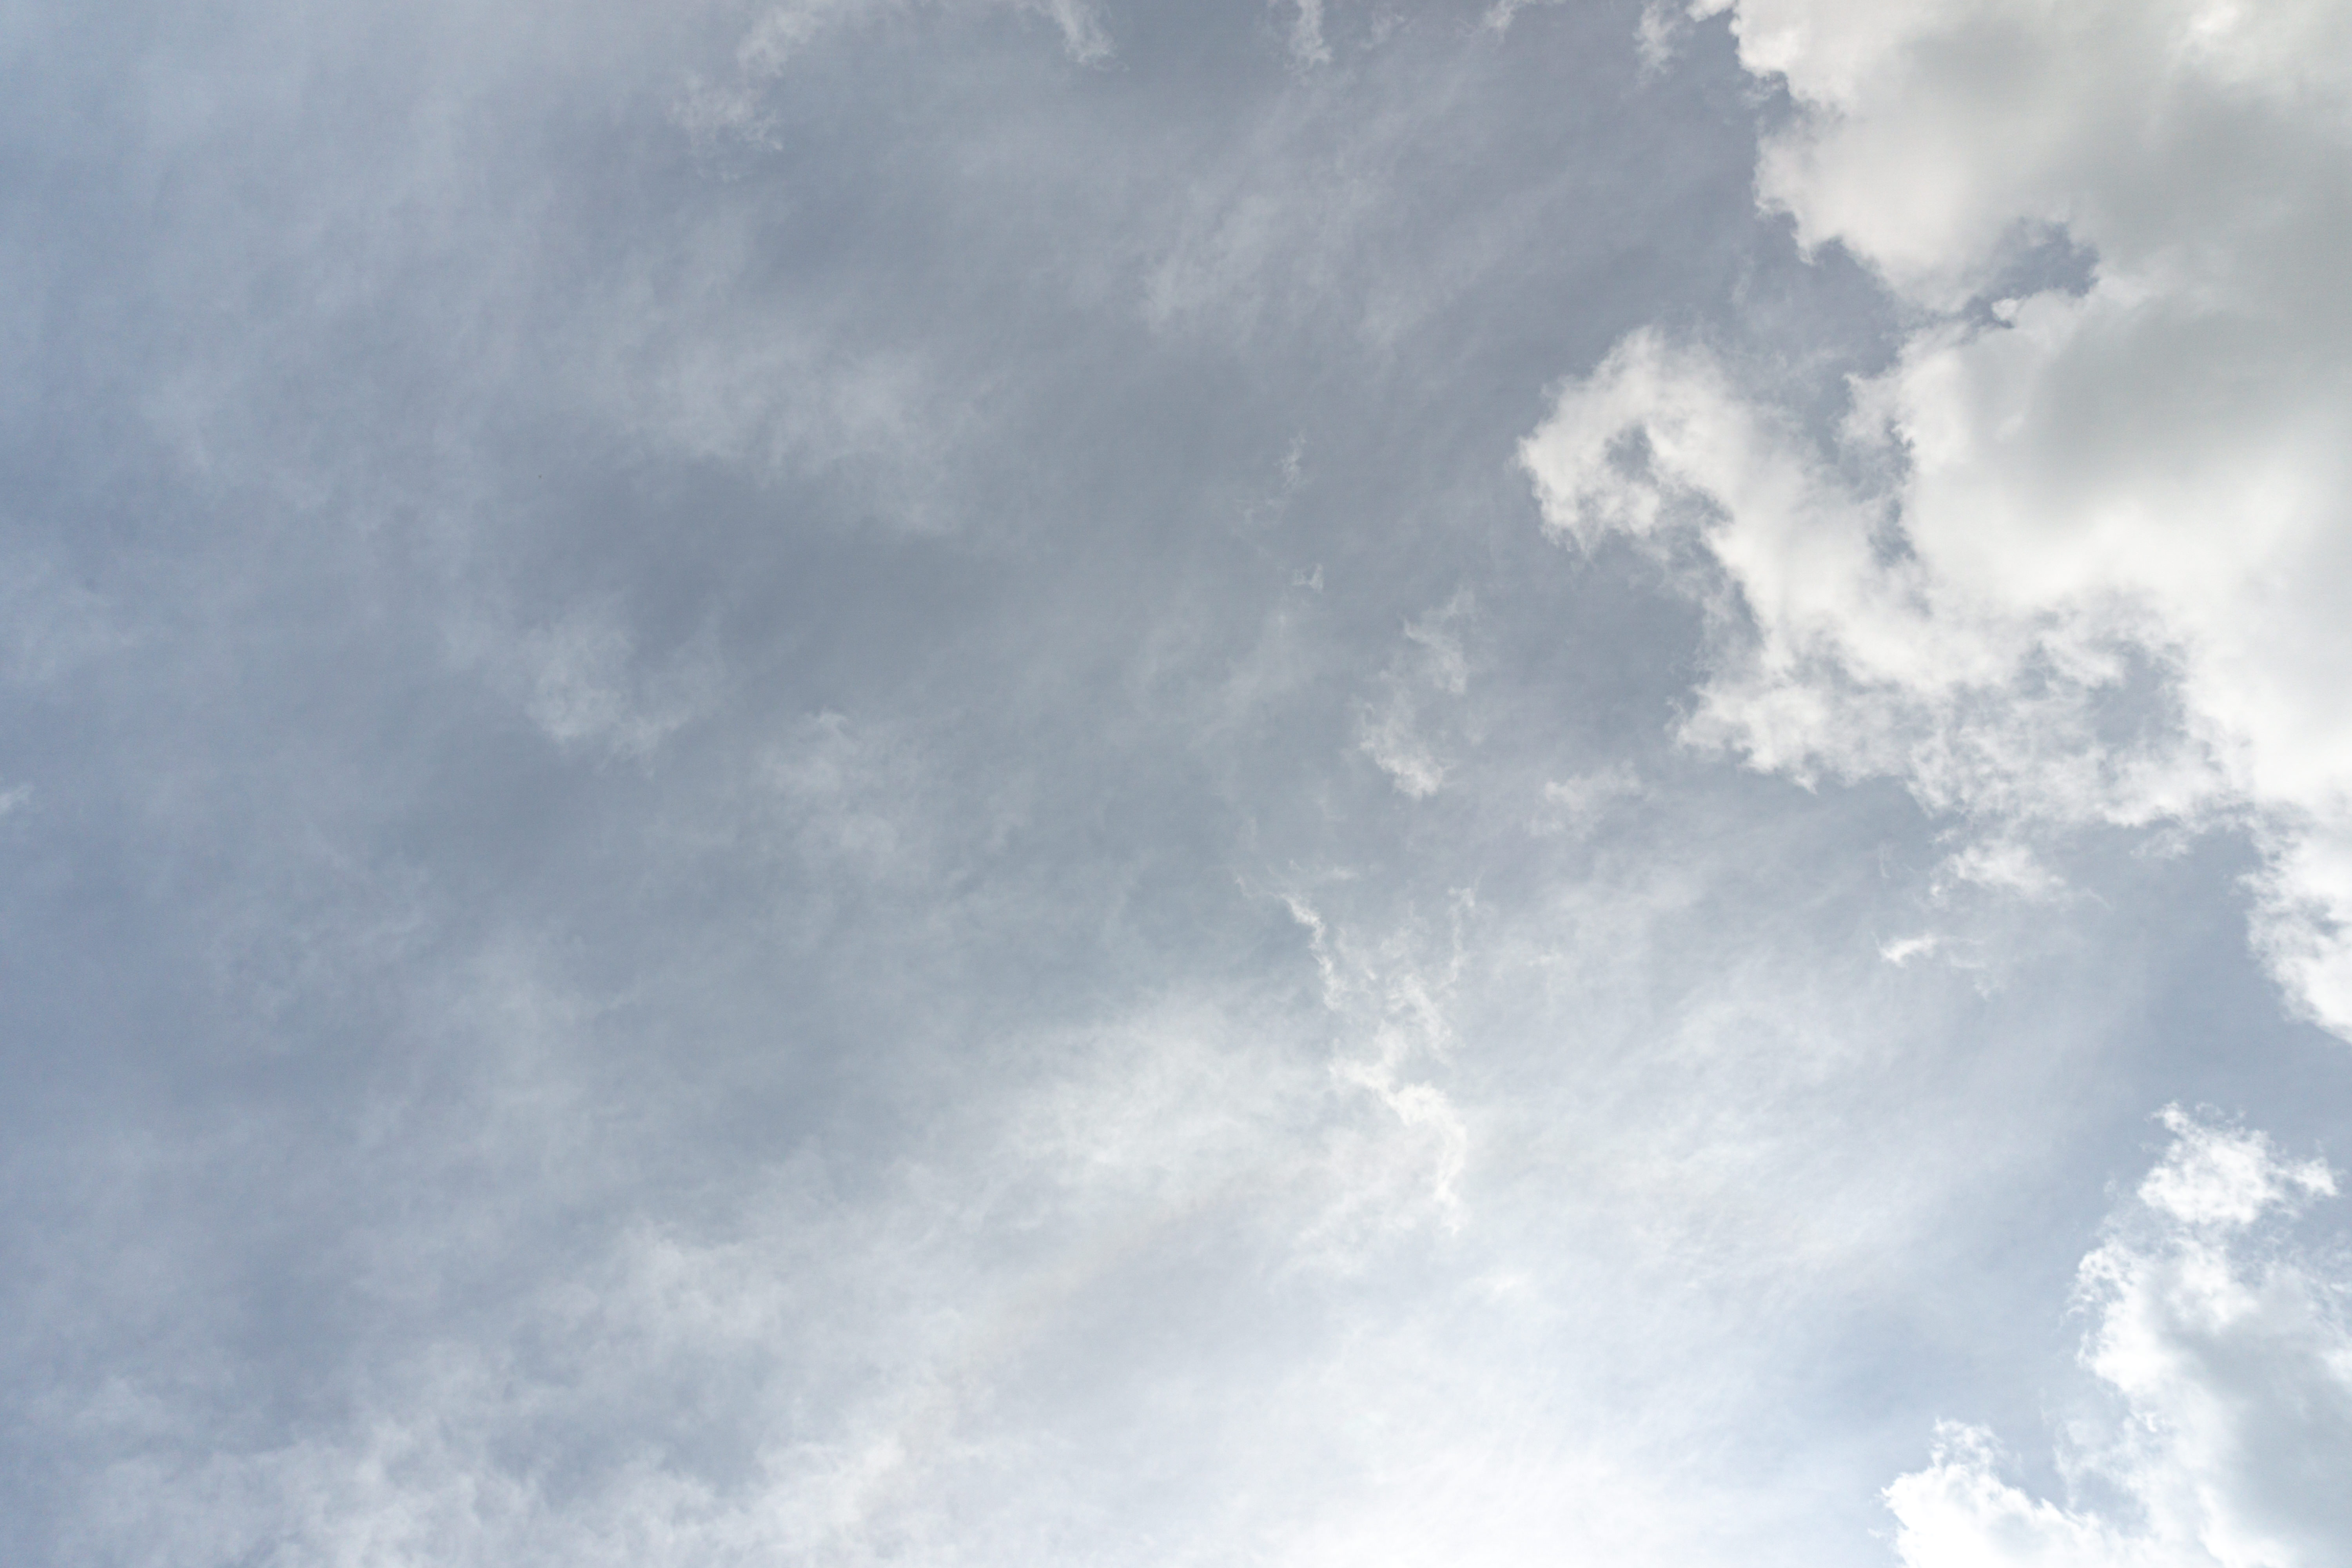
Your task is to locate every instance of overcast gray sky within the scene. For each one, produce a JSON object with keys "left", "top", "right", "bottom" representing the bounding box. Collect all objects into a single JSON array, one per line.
[{"left": 5, "top": 1, "right": 2350, "bottom": 1563}]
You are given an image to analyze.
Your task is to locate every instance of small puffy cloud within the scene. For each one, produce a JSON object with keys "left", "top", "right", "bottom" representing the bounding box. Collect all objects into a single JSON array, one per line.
[
  {"left": 1936, "top": 839, "right": 2063, "bottom": 902},
  {"left": 1885, "top": 1109, "right": 2352, "bottom": 1568},
  {"left": 2136, "top": 1105, "right": 2335, "bottom": 1231},
  {"left": 1281, "top": 0, "right": 1332, "bottom": 71},
  {"left": 1534, "top": 761, "right": 1643, "bottom": 837},
  {"left": 519, "top": 602, "right": 722, "bottom": 762},
  {"left": 1523, "top": 0, "right": 2352, "bottom": 1034},
  {"left": 1877, "top": 932, "right": 1955, "bottom": 968}
]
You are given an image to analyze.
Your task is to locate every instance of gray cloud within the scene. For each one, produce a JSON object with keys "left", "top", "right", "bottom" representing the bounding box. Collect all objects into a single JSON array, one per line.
[{"left": 4, "top": 1, "right": 2347, "bottom": 1564}]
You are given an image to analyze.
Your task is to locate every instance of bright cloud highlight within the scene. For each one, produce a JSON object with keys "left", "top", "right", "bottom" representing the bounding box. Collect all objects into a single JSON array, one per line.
[
  {"left": 1887, "top": 1110, "right": 2351, "bottom": 1568},
  {"left": 1528, "top": 0, "right": 2352, "bottom": 1034}
]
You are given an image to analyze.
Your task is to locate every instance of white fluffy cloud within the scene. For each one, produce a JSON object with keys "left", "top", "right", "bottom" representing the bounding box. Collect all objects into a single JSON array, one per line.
[
  {"left": 1525, "top": 0, "right": 2352, "bottom": 1033},
  {"left": 1885, "top": 1110, "right": 2350, "bottom": 1568}
]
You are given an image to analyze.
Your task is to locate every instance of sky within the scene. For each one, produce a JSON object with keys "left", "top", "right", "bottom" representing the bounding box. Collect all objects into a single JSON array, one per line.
[{"left": 3, "top": 0, "right": 2350, "bottom": 1563}]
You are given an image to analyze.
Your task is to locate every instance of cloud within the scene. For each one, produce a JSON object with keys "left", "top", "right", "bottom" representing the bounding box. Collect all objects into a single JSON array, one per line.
[
  {"left": 514, "top": 601, "right": 723, "bottom": 762},
  {"left": 1936, "top": 838, "right": 2063, "bottom": 903},
  {"left": 1356, "top": 591, "right": 1475, "bottom": 799},
  {"left": 0, "top": 547, "right": 130, "bottom": 688},
  {"left": 1523, "top": 0, "right": 2352, "bottom": 1034},
  {"left": 41, "top": 964, "right": 1489, "bottom": 1567},
  {"left": 680, "top": 0, "right": 1110, "bottom": 143},
  {"left": 1280, "top": 0, "right": 1332, "bottom": 71},
  {"left": 1282, "top": 890, "right": 1474, "bottom": 1233},
  {"left": 22, "top": 3, "right": 2347, "bottom": 1564},
  {"left": 1885, "top": 1109, "right": 2352, "bottom": 1568},
  {"left": 1533, "top": 761, "right": 1643, "bottom": 837},
  {"left": 1694, "top": 0, "right": 2352, "bottom": 311}
]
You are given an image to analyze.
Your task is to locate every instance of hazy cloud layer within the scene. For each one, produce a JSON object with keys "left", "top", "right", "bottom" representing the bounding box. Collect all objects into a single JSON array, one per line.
[{"left": 5, "top": 0, "right": 2348, "bottom": 1564}]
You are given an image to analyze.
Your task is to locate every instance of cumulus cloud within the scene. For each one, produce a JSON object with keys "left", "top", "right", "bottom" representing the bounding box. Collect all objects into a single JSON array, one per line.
[
  {"left": 1524, "top": 0, "right": 2352, "bottom": 1033},
  {"left": 1886, "top": 1109, "right": 2351, "bottom": 1568}
]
